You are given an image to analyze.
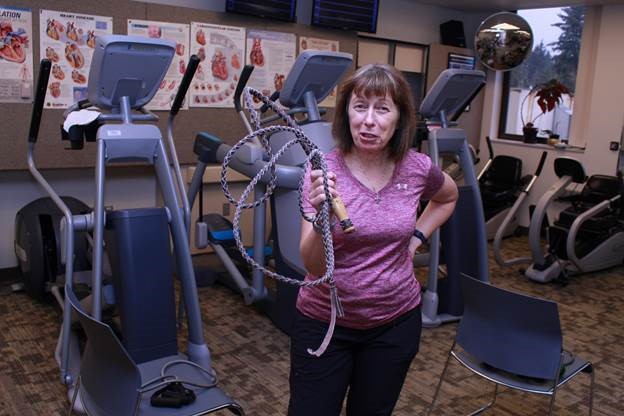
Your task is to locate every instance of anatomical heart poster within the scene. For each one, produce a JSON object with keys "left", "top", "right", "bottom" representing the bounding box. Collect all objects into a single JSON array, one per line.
[
  {"left": 40, "top": 9, "right": 112, "bottom": 108},
  {"left": 128, "top": 19, "right": 190, "bottom": 111},
  {"left": 189, "top": 22, "right": 245, "bottom": 108},
  {"left": 0, "top": 6, "right": 33, "bottom": 103},
  {"left": 245, "top": 29, "right": 296, "bottom": 108}
]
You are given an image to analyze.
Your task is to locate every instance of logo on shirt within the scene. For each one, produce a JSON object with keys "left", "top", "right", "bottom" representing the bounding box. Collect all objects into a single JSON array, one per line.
[{"left": 396, "top": 183, "right": 408, "bottom": 191}]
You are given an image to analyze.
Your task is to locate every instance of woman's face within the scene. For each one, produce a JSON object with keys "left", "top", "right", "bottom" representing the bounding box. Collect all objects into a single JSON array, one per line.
[{"left": 348, "top": 92, "right": 399, "bottom": 155}]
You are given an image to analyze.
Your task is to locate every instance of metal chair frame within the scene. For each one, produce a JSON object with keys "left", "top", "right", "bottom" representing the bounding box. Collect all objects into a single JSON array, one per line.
[{"left": 427, "top": 274, "right": 595, "bottom": 415}]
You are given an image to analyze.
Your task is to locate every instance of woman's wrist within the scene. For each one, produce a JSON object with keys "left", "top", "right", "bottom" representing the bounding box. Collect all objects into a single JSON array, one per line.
[{"left": 412, "top": 228, "right": 428, "bottom": 244}]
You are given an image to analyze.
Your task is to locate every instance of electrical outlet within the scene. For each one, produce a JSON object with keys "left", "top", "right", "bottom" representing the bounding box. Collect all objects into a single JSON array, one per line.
[
  {"left": 609, "top": 141, "right": 619, "bottom": 151},
  {"left": 222, "top": 203, "right": 230, "bottom": 216}
]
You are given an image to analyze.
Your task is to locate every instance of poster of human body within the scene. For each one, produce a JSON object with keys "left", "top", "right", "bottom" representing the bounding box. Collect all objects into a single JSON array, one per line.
[
  {"left": 299, "top": 36, "right": 340, "bottom": 107},
  {"left": 0, "top": 6, "right": 33, "bottom": 103},
  {"left": 190, "top": 22, "right": 244, "bottom": 108},
  {"left": 245, "top": 29, "right": 296, "bottom": 106},
  {"left": 128, "top": 19, "right": 190, "bottom": 111},
  {"left": 39, "top": 9, "right": 112, "bottom": 108}
]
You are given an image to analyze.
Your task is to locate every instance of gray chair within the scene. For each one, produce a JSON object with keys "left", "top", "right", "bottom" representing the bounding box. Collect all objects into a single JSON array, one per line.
[
  {"left": 427, "top": 274, "right": 595, "bottom": 415},
  {"left": 66, "top": 288, "right": 244, "bottom": 416}
]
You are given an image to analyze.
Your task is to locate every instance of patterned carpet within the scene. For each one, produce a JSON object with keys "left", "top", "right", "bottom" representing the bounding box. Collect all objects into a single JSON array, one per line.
[{"left": 0, "top": 237, "right": 622, "bottom": 415}]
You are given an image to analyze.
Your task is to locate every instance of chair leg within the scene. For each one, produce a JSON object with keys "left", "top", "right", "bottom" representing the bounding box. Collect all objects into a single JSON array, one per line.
[
  {"left": 548, "top": 386, "right": 559, "bottom": 416},
  {"left": 467, "top": 384, "right": 498, "bottom": 416},
  {"left": 228, "top": 403, "right": 245, "bottom": 415},
  {"left": 133, "top": 392, "right": 143, "bottom": 416},
  {"left": 426, "top": 348, "right": 454, "bottom": 416},
  {"left": 67, "top": 377, "right": 81, "bottom": 416},
  {"left": 587, "top": 365, "right": 595, "bottom": 416}
]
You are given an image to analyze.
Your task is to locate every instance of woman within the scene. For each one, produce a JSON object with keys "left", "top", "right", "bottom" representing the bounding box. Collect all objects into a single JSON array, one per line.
[{"left": 289, "top": 64, "right": 458, "bottom": 416}]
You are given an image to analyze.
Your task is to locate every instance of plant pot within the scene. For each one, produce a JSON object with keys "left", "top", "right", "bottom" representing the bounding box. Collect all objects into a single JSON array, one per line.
[{"left": 523, "top": 126, "right": 538, "bottom": 143}]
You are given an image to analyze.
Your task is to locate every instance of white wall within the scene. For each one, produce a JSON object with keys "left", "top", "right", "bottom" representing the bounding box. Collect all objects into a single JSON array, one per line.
[
  {"left": 373, "top": 0, "right": 488, "bottom": 46},
  {"left": 478, "top": 4, "right": 624, "bottom": 226}
]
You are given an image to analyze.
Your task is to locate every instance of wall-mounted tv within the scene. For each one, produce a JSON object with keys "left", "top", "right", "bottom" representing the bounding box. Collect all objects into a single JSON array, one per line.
[
  {"left": 226, "top": 0, "right": 297, "bottom": 23},
  {"left": 311, "top": 0, "right": 379, "bottom": 33}
]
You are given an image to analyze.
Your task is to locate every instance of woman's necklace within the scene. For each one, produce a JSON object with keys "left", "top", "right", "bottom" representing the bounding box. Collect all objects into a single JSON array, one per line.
[{"left": 347, "top": 155, "right": 394, "bottom": 204}]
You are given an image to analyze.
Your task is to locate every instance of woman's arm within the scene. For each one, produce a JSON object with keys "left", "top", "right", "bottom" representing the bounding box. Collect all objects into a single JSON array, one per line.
[
  {"left": 409, "top": 172, "right": 458, "bottom": 256},
  {"left": 299, "top": 170, "right": 337, "bottom": 276}
]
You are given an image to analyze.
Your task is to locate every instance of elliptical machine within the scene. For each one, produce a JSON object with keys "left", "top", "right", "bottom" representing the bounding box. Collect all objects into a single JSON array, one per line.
[
  {"left": 190, "top": 50, "right": 353, "bottom": 334},
  {"left": 26, "top": 35, "right": 241, "bottom": 413},
  {"left": 478, "top": 137, "right": 547, "bottom": 240},
  {"left": 416, "top": 69, "right": 489, "bottom": 327},
  {"left": 492, "top": 150, "right": 548, "bottom": 267},
  {"left": 525, "top": 157, "right": 624, "bottom": 283}
]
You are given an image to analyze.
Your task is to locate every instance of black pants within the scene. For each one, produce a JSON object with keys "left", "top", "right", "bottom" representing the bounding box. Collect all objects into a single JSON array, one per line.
[{"left": 288, "top": 306, "right": 422, "bottom": 416}]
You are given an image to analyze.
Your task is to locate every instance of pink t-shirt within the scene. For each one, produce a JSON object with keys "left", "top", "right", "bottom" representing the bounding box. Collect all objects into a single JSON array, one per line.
[{"left": 298, "top": 148, "right": 445, "bottom": 329}]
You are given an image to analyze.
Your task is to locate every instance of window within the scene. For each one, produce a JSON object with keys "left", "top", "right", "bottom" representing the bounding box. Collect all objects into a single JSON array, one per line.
[{"left": 499, "top": 7, "right": 585, "bottom": 142}]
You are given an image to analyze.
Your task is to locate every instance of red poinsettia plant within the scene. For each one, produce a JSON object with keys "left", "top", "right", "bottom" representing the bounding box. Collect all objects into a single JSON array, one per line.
[{"left": 521, "top": 79, "right": 572, "bottom": 128}]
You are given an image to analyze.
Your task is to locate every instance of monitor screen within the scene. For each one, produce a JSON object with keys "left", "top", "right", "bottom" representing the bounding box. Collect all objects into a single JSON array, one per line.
[
  {"left": 311, "top": 0, "right": 379, "bottom": 33},
  {"left": 226, "top": 0, "right": 297, "bottom": 23}
]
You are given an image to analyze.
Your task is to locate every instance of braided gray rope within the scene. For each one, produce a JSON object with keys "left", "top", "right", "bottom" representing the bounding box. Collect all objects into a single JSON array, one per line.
[{"left": 220, "top": 87, "right": 344, "bottom": 356}]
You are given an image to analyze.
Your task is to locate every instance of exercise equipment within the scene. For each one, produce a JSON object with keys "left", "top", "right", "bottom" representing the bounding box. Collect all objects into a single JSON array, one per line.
[
  {"left": 27, "top": 35, "right": 241, "bottom": 413},
  {"left": 417, "top": 69, "right": 489, "bottom": 327},
  {"left": 492, "top": 150, "right": 548, "bottom": 267},
  {"left": 190, "top": 51, "right": 352, "bottom": 335},
  {"left": 525, "top": 157, "right": 624, "bottom": 282},
  {"left": 187, "top": 64, "right": 273, "bottom": 305},
  {"left": 14, "top": 196, "right": 91, "bottom": 299},
  {"left": 478, "top": 137, "right": 547, "bottom": 240}
]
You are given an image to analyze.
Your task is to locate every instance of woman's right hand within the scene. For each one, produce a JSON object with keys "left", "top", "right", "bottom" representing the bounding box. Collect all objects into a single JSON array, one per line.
[{"left": 309, "top": 169, "right": 338, "bottom": 213}]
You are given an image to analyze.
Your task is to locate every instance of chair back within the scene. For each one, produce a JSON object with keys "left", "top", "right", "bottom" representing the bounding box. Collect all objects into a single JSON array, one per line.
[
  {"left": 457, "top": 274, "right": 562, "bottom": 380},
  {"left": 580, "top": 174, "right": 621, "bottom": 204},
  {"left": 66, "top": 287, "right": 142, "bottom": 415},
  {"left": 482, "top": 155, "right": 522, "bottom": 188}
]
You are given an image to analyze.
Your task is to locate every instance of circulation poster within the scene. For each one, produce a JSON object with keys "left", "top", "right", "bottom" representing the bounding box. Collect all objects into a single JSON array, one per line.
[
  {"left": 0, "top": 6, "right": 33, "bottom": 103},
  {"left": 245, "top": 29, "right": 296, "bottom": 108},
  {"left": 40, "top": 9, "right": 112, "bottom": 108},
  {"left": 128, "top": 19, "right": 190, "bottom": 111},
  {"left": 298, "top": 36, "right": 340, "bottom": 108},
  {"left": 189, "top": 22, "right": 245, "bottom": 108}
]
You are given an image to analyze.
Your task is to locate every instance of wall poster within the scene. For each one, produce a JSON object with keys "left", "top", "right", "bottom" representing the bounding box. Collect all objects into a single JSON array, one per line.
[
  {"left": 245, "top": 29, "right": 296, "bottom": 107},
  {"left": 189, "top": 22, "right": 245, "bottom": 108},
  {"left": 40, "top": 9, "right": 112, "bottom": 108},
  {"left": 128, "top": 19, "right": 190, "bottom": 111},
  {"left": 0, "top": 6, "right": 33, "bottom": 103}
]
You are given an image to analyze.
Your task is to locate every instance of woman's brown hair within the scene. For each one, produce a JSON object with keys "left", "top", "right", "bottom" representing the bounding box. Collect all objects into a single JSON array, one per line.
[{"left": 332, "top": 64, "right": 416, "bottom": 161}]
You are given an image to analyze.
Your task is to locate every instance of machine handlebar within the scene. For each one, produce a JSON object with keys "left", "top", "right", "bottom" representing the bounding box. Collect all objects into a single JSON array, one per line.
[
  {"left": 234, "top": 65, "right": 254, "bottom": 113},
  {"left": 535, "top": 151, "right": 548, "bottom": 176},
  {"left": 170, "top": 54, "right": 200, "bottom": 116},
  {"left": 28, "top": 59, "right": 52, "bottom": 143},
  {"left": 260, "top": 90, "right": 280, "bottom": 114},
  {"left": 485, "top": 136, "right": 494, "bottom": 161}
]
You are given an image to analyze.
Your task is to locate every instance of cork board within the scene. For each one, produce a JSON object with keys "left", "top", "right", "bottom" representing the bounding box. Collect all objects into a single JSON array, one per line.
[{"left": 1, "top": 0, "right": 356, "bottom": 171}]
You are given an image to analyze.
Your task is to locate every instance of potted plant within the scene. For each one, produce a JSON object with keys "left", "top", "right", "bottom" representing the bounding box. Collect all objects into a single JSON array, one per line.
[{"left": 520, "top": 79, "right": 571, "bottom": 143}]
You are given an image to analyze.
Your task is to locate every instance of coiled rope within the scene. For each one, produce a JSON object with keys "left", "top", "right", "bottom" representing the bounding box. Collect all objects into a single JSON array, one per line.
[{"left": 220, "top": 87, "right": 343, "bottom": 356}]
